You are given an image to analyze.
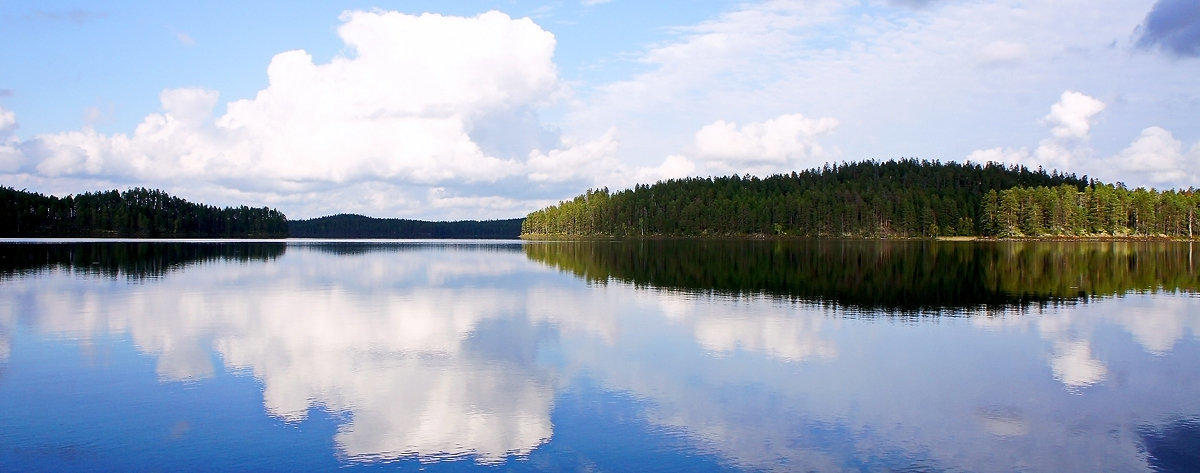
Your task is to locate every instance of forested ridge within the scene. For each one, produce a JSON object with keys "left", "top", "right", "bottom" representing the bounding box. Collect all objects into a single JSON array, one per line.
[
  {"left": 288, "top": 214, "right": 523, "bottom": 239},
  {"left": 522, "top": 159, "right": 1200, "bottom": 239},
  {"left": 1, "top": 186, "right": 287, "bottom": 238}
]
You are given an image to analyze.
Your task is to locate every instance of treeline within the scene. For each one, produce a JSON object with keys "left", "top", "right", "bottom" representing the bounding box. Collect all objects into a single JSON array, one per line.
[
  {"left": 980, "top": 184, "right": 1198, "bottom": 238},
  {"left": 288, "top": 214, "right": 523, "bottom": 239},
  {"left": 522, "top": 159, "right": 1090, "bottom": 238},
  {"left": 1, "top": 186, "right": 288, "bottom": 238}
]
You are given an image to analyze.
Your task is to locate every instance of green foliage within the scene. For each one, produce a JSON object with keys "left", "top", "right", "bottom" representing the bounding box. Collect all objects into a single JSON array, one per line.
[
  {"left": 288, "top": 214, "right": 523, "bottom": 239},
  {"left": 523, "top": 159, "right": 1090, "bottom": 238},
  {"left": 0, "top": 186, "right": 288, "bottom": 238},
  {"left": 977, "top": 183, "right": 1200, "bottom": 238}
]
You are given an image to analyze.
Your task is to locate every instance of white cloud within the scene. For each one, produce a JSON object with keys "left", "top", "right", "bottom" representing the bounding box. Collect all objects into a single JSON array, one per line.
[
  {"left": 0, "top": 106, "right": 16, "bottom": 139},
  {"left": 687, "top": 113, "right": 838, "bottom": 176},
  {"left": 6, "top": 0, "right": 1200, "bottom": 217},
  {"left": 1044, "top": 91, "right": 1106, "bottom": 141},
  {"left": 0, "top": 106, "right": 19, "bottom": 172},
  {"left": 633, "top": 154, "right": 697, "bottom": 183},
  {"left": 965, "top": 146, "right": 1029, "bottom": 166},
  {"left": 564, "top": 0, "right": 1196, "bottom": 190},
  {"left": 1108, "top": 126, "right": 1198, "bottom": 186},
  {"left": 526, "top": 128, "right": 620, "bottom": 183},
  {"left": 694, "top": 113, "right": 838, "bottom": 164},
  {"left": 0, "top": 10, "right": 581, "bottom": 219},
  {"left": 967, "top": 91, "right": 1200, "bottom": 188}
]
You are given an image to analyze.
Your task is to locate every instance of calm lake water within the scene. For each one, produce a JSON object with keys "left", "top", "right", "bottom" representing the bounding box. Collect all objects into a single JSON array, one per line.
[{"left": 1, "top": 239, "right": 1198, "bottom": 472}]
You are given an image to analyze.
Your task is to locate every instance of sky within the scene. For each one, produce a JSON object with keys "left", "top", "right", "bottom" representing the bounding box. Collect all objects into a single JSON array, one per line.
[{"left": 1, "top": 0, "right": 1198, "bottom": 220}]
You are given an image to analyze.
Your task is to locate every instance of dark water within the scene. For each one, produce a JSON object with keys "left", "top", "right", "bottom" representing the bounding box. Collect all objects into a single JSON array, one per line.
[{"left": 1, "top": 239, "right": 1198, "bottom": 472}]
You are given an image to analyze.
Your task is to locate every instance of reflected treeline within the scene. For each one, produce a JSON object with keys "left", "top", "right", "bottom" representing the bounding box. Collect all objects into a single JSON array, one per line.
[
  {"left": 524, "top": 239, "right": 1200, "bottom": 311},
  {"left": 292, "top": 241, "right": 524, "bottom": 256},
  {"left": 0, "top": 242, "right": 287, "bottom": 279}
]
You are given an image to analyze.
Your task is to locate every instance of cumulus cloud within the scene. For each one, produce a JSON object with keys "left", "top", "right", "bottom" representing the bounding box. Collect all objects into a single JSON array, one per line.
[
  {"left": 526, "top": 128, "right": 620, "bottom": 183},
  {"left": 7, "top": 1, "right": 1198, "bottom": 217},
  {"left": 690, "top": 113, "right": 838, "bottom": 175},
  {"left": 212, "top": 9, "right": 557, "bottom": 187},
  {"left": 632, "top": 154, "right": 697, "bottom": 183},
  {"left": 968, "top": 91, "right": 1200, "bottom": 188},
  {"left": 1043, "top": 91, "right": 1106, "bottom": 141},
  {"left": 1, "top": 10, "right": 618, "bottom": 219},
  {"left": 1109, "top": 126, "right": 1200, "bottom": 185},
  {"left": 1135, "top": 0, "right": 1200, "bottom": 58}
]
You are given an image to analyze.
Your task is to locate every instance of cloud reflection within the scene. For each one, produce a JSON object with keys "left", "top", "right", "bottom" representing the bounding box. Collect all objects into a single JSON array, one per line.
[
  {"left": 4, "top": 241, "right": 1199, "bottom": 472},
  {"left": 1049, "top": 340, "right": 1107, "bottom": 389},
  {"left": 534, "top": 281, "right": 1200, "bottom": 472},
  {"left": 8, "top": 244, "right": 555, "bottom": 464}
]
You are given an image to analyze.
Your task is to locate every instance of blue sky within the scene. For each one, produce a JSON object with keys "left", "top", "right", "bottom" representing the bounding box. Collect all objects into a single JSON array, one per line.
[{"left": 1, "top": 0, "right": 1198, "bottom": 219}]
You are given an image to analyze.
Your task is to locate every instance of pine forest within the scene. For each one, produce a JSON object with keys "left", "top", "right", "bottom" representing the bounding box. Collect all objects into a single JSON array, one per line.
[{"left": 522, "top": 159, "right": 1200, "bottom": 239}]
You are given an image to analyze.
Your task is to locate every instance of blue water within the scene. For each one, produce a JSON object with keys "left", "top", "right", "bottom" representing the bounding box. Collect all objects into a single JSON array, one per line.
[{"left": 1, "top": 240, "right": 1198, "bottom": 471}]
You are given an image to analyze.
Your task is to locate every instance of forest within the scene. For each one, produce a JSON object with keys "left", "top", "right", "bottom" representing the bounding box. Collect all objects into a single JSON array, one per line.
[
  {"left": 0, "top": 186, "right": 523, "bottom": 239},
  {"left": 288, "top": 214, "right": 523, "bottom": 239},
  {"left": 1, "top": 186, "right": 288, "bottom": 238},
  {"left": 522, "top": 159, "right": 1200, "bottom": 239},
  {"left": 981, "top": 184, "right": 1197, "bottom": 238}
]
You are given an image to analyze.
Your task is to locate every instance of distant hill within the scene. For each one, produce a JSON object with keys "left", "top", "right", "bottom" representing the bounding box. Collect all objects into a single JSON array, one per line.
[
  {"left": 522, "top": 159, "right": 1199, "bottom": 239},
  {"left": 1, "top": 186, "right": 287, "bottom": 238},
  {"left": 288, "top": 214, "right": 524, "bottom": 239}
]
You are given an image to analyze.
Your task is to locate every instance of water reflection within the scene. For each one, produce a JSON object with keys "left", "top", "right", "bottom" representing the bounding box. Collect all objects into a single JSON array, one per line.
[
  {"left": 1, "top": 240, "right": 1198, "bottom": 471},
  {"left": 0, "top": 240, "right": 285, "bottom": 280},
  {"left": 1, "top": 241, "right": 553, "bottom": 464},
  {"left": 525, "top": 239, "right": 1200, "bottom": 311},
  {"left": 535, "top": 284, "right": 1200, "bottom": 471}
]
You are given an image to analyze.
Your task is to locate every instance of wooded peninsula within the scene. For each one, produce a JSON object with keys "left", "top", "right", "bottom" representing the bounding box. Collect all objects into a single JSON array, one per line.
[
  {"left": 522, "top": 159, "right": 1199, "bottom": 239},
  {"left": 1, "top": 186, "right": 289, "bottom": 238}
]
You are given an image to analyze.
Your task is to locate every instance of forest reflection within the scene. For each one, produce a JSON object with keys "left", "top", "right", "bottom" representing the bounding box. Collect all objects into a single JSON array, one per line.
[
  {"left": 524, "top": 239, "right": 1200, "bottom": 311},
  {"left": 0, "top": 241, "right": 286, "bottom": 280}
]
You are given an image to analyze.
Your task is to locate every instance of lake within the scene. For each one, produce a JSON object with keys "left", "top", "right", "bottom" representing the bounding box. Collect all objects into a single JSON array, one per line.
[{"left": 1, "top": 239, "right": 1198, "bottom": 471}]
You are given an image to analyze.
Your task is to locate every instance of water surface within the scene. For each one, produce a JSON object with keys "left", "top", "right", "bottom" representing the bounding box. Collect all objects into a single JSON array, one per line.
[{"left": 1, "top": 239, "right": 1198, "bottom": 471}]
